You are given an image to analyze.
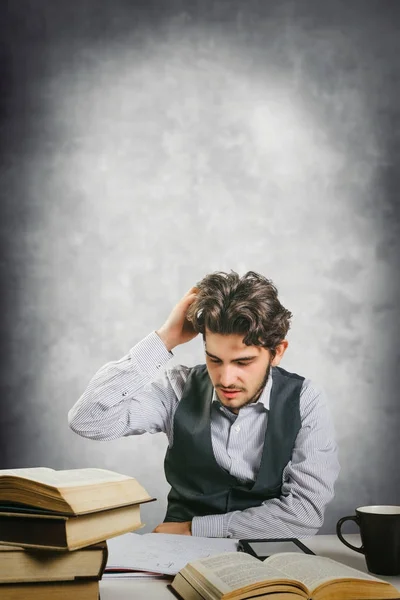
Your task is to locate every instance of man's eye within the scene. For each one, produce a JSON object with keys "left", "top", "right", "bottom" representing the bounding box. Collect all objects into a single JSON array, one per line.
[
  {"left": 209, "top": 359, "right": 221, "bottom": 364},
  {"left": 236, "top": 361, "right": 249, "bottom": 366}
]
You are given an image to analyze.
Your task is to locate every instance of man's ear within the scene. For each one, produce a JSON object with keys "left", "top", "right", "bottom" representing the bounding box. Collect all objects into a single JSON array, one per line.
[{"left": 271, "top": 340, "right": 289, "bottom": 366}]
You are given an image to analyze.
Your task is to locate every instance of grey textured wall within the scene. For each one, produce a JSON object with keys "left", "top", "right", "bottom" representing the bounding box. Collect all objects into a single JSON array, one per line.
[{"left": 1, "top": 0, "right": 399, "bottom": 534}]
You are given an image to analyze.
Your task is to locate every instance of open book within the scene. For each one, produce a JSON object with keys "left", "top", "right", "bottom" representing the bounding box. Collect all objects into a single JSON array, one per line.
[
  {"left": 0, "top": 467, "right": 153, "bottom": 515},
  {"left": 171, "top": 551, "right": 400, "bottom": 600}
]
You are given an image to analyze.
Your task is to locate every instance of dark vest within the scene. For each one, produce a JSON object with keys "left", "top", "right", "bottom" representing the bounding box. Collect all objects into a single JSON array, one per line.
[{"left": 164, "top": 365, "right": 304, "bottom": 522}]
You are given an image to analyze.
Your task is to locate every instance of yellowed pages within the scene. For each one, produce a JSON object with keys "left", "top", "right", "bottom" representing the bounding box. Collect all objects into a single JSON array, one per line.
[
  {"left": 0, "top": 468, "right": 131, "bottom": 487},
  {"left": 264, "top": 553, "right": 391, "bottom": 592},
  {"left": 173, "top": 572, "right": 212, "bottom": 600},
  {"left": 172, "top": 571, "right": 300, "bottom": 600},
  {"left": 0, "top": 544, "right": 104, "bottom": 582},
  {"left": 0, "top": 468, "right": 152, "bottom": 514},
  {"left": 0, "top": 579, "right": 99, "bottom": 600},
  {"left": 185, "top": 552, "right": 302, "bottom": 598}
]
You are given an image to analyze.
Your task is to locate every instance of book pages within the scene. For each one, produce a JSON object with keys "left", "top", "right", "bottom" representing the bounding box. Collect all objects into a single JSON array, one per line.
[
  {"left": 265, "top": 553, "right": 384, "bottom": 591},
  {"left": 0, "top": 468, "right": 131, "bottom": 487},
  {"left": 188, "top": 552, "right": 294, "bottom": 594},
  {"left": 1, "top": 468, "right": 53, "bottom": 479}
]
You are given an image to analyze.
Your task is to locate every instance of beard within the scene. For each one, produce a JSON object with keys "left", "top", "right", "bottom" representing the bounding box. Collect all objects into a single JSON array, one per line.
[
  {"left": 216, "top": 362, "right": 272, "bottom": 413},
  {"left": 243, "top": 362, "right": 272, "bottom": 406}
]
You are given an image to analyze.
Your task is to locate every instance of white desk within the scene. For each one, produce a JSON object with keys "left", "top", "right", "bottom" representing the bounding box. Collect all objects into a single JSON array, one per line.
[
  {"left": 100, "top": 534, "right": 400, "bottom": 599},
  {"left": 101, "top": 577, "right": 173, "bottom": 600}
]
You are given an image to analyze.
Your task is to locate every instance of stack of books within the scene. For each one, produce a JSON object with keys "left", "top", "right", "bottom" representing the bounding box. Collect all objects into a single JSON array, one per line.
[{"left": 0, "top": 467, "right": 154, "bottom": 599}]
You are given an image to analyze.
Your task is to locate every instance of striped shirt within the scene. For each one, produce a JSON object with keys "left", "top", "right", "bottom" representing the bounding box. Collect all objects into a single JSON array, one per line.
[{"left": 68, "top": 332, "right": 340, "bottom": 539}]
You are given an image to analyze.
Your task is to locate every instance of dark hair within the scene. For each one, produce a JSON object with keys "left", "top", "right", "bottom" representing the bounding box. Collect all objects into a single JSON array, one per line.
[{"left": 187, "top": 271, "right": 292, "bottom": 358}]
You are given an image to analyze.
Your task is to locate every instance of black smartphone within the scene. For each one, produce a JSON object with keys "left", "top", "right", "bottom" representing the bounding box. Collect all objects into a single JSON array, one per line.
[{"left": 238, "top": 537, "right": 315, "bottom": 561}]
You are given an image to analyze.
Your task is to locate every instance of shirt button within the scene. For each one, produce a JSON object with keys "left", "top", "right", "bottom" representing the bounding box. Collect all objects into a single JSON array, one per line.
[
  {"left": 234, "top": 425, "right": 240, "bottom": 432},
  {"left": 122, "top": 391, "right": 128, "bottom": 397},
  {"left": 156, "top": 364, "right": 161, "bottom": 369}
]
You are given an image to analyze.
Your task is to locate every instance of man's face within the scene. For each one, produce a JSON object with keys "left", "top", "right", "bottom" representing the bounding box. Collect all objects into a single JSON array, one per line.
[{"left": 204, "top": 329, "right": 272, "bottom": 414}]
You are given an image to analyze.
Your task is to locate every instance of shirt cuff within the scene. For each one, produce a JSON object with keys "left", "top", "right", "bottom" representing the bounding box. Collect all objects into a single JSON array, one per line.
[
  {"left": 191, "top": 514, "right": 228, "bottom": 538},
  {"left": 129, "top": 331, "right": 173, "bottom": 379}
]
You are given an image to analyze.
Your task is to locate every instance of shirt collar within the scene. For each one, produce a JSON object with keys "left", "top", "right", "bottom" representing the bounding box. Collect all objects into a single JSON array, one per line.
[{"left": 212, "top": 368, "right": 273, "bottom": 411}]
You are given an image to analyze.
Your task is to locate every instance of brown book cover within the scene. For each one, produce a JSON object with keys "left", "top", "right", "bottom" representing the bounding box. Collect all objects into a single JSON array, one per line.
[
  {"left": 0, "top": 503, "right": 144, "bottom": 550},
  {"left": 0, "top": 541, "right": 107, "bottom": 583}
]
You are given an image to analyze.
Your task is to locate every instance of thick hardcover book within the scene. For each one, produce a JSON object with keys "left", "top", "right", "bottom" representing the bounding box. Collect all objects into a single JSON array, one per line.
[
  {"left": 0, "top": 541, "right": 107, "bottom": 583},
  {"left": 0, "top": 579, "right": 99, "bottom": 600},
  {"left": 0, "top": 503, "right": 143, "bottom": 550},
  {"left": 0, "top": 467, "right": 153, "bottom": 514},
  {"left": 171, "top": 551, "right": 400, "bottom": 600}
]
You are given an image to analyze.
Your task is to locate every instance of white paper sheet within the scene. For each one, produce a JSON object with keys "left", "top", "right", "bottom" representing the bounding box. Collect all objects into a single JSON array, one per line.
[{"left": 106, "top": 532, "right": 238, "bottom": 575}]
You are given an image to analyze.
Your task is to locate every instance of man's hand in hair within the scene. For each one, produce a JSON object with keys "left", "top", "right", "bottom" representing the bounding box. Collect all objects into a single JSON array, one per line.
[{"left": 156, "top": 287, "right": 199, "bottom": 351}]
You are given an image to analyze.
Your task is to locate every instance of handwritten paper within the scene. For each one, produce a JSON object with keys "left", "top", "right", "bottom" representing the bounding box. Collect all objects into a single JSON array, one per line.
[{"left": 106, "top": 532, "right": 238, "bottom": 575}]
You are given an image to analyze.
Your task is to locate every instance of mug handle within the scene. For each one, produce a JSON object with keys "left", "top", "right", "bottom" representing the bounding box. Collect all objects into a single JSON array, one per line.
[{"left": 336, "top": 516, "right": 364, "bottom": 553}]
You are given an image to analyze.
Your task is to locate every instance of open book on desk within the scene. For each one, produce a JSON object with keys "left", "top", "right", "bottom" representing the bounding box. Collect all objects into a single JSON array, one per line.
[
  {"left": 171, "top": 551, "right": 400, "bottom": 600},
  {"left": 104, "top": 532, "right": 238, "bottom": 576}
]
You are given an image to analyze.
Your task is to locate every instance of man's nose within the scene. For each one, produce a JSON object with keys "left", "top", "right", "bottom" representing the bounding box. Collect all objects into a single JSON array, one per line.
[{"left": 218, "top": 366, "right": 236, "bottom": 388}]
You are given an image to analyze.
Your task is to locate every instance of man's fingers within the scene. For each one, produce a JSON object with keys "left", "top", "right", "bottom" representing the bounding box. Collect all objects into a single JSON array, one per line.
[
  {"left": 185, "top": 286, "right": 199, "bottom": 295},
  {"left": 181, "top": 289, "right": 198, "bottom": 308}
]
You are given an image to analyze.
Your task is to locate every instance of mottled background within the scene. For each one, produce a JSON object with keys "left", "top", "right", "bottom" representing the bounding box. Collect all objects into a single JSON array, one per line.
[{"left": 1, "top": 0, "right": 399, "bottom": 534}]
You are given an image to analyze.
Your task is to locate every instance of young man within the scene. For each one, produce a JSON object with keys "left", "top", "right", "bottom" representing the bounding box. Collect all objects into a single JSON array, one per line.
[{"left": 68, "top": 271, "right": 339, "bottom": 538}]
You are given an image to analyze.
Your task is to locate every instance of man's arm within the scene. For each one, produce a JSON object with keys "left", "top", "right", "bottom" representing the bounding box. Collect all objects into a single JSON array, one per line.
[
  {"left": 68, "top": 287, "right": 199, "bottom": 441},
  {"left": 68, "top": 332, "right": 186, "bottom": 440},
  {"left": 191, "top": 382, "right": 340, "bottom": 538}
]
